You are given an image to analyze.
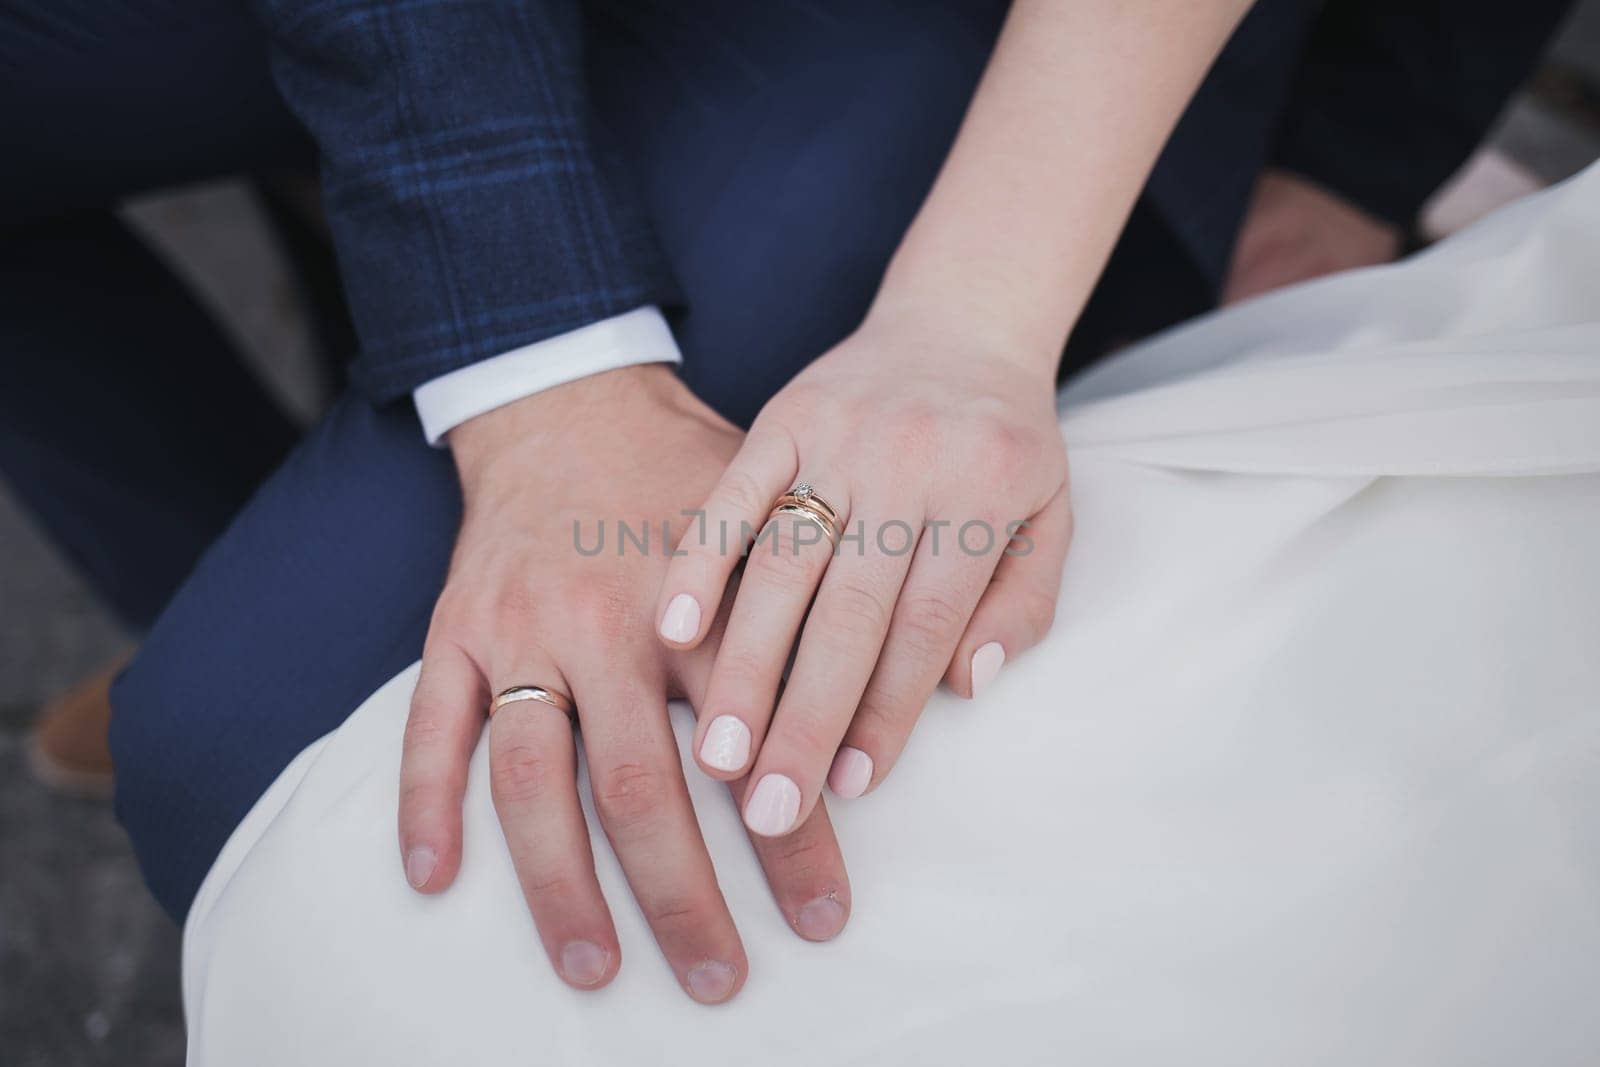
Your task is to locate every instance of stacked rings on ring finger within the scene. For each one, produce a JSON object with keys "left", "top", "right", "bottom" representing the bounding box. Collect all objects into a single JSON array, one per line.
[
  {"left": 766, "top": 483, "right": 841, "bottom": 547},
  {"left": 489, "top": 685, "right": 576, "bottom": 721}
]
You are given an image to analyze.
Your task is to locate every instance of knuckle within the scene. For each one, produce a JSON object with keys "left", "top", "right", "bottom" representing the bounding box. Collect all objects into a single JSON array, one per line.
[
  {"left": 592, "top": 761, "right": 671, "bottom": 835},
  {"left": 559, "top": 577, "right": 636, "bottom": 645},
  {"left": 716, "top": 467, "right": 772, "bottom": 524},
  {"left": 973, "top": 421, "right": 1041, "bottom": 483},
  {"left": 550, "top": 579, "right": 593, "bottom": 622},
  {"left": 641, "top": 895, "right": 703, "bottom": 931},
  {"left": 897, "top": 592, "right": 966, "bottom": 658},
  {"left": 709, "top": 645, "right": 773, "bottom": 698},
  {"left": 491, "top": 581, "right": 543, "bottom": 627},
  {"left": 403, "top": 709, "right": 453, "bottom": 752},
  {"left": 490, "top": 740, "right": 557, "bottom": 806},
  {"left": 771, "top": 711, "right": 834, "bottom": 761},
  {"left": 822, "top": 579, "right": 893, "bottom": 641},
  {"left": 884, "top": 404, "right": 943, "bottom": 453},
  {"left": 520, "top": 871, "right": 580, "bottom": 905},
  {"left": 850, "top": 692, "right": 900, "bottom": 737},
  {"left": 854, "top": 676, "right": 918, "bottom": 736},
  {"left": 748, "top": 530, "right": 823, "bottom": 591},
  {"left": 772, "top": 828, "right": 831, "bottom": 875},
  {"left": 398, "top": 777, "right": 451, "bottom": 819},
  {"left": 985, "top": 421, "right": 1030, "bottom": 461}
]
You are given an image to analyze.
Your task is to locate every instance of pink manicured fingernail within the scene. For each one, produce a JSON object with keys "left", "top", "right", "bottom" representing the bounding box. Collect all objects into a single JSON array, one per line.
[
  {"left": 699, "top": 715, "right": 751, "bottom": 772},
  {"left": 405, "top": 846, "right": 436, "bottom": 889},
  {"left": 659, "top": 593, "right": 701, "bottom": 643},
  {"left": 743, "top": 774, "right": 801, "bottom": 836},
  {"left": 686, "top": 961, "right": 738, "bottom": 1003},
  {"left": 826, "top": 747, "right": 873, "bottom": 799},
  {"left": 971, "top": 641, "right": 1005, "bottom": 698},
  {"left": 559, "top": 940, "right": 610, "bottom": 986},
  {"left": 795, "top": 895, "right": 847, "bottom": 941}
]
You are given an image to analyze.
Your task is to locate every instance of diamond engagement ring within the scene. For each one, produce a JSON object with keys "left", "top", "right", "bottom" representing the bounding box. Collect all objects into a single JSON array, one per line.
[{"left": 768, "top": 483, "right": 841, "bottom": 546}]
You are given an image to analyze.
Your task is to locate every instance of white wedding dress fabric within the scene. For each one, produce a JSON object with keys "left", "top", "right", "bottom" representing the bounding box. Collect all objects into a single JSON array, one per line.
[{"left": 183, "top": 167, "right": 1600, "bottom": 1066}]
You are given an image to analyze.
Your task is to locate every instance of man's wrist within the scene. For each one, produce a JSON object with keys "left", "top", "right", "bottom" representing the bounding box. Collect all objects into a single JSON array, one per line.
[
  {"left": 448, "top": 363, "right": 702, "bottom": 487},
  {"left": 413, "top": 306, "right": 682, "bottom": 446}
]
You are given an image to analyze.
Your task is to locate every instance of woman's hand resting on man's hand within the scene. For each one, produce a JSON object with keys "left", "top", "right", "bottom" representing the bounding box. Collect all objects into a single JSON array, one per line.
[
  {"left": 396, "top": 365, "right": 851, "bottom": 1004},
  {"left": 393, "top": 324, "right": 1069, "bottom": 1006},
  {"left": 386, "top": 0, "right": 1257, "bottom": 1002},
  {"left": 656, "top": 310, "right": 1072, "bottom": 837}
]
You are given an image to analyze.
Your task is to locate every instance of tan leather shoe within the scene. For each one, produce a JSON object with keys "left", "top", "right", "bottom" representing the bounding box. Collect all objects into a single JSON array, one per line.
[{"left": 26, "top": 654, "right": 127, "bottom": 799}]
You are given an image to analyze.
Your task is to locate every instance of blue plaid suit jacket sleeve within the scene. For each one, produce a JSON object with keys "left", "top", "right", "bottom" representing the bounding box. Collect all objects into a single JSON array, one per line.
[{"left": 252, "top": 0, "right": 679, "bottom": 402}]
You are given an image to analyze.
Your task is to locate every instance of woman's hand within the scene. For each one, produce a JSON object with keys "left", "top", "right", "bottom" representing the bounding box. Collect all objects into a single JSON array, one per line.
[
  {"left": 398, "top": 365, "right": 851, "bottom": 1004},
  {"left": 646, "top": 0, "right": 1258, "bottom": 837},
  {"left": 654, "top": 313, "right": 1071, "bottom": 836}
]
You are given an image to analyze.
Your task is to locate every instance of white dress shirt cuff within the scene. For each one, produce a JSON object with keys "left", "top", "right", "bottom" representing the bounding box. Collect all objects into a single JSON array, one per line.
[{"left": 412, "top": 306, "right": 682, "bottom": 446}]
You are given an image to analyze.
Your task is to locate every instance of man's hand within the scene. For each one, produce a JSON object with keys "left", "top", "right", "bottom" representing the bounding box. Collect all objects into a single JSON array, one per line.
[
  {"left": 1224, "top": 168, "right": 1403, "bottom": 306},
  {"left": 397, "top": 365, "right": 851, "bottom": 1004}
]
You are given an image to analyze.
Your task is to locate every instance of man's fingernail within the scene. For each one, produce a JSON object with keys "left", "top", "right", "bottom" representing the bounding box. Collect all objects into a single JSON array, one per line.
[
  {"left": 795, "top": 895, "right": 847, "bottom": 941},
  {"left": 699, "top": 715, "right": 751, "bottom": 772},
  {"left": 686, "top": 960, "right": 738, "bottom": 1004},
  {"left": 826, "top": 746, "right": 873, "bottom": 800},
  {"left": 559, "top": 940, "right": 610, "bottom": 987},
  {"left": 971, "top": 641, "right": 1006, "bottom": 698},
  {"left": 659, "top": 593, "right": 701, "bottom": 643},
  {"left": 405, "top": 846, "right": 437, "bottom": 889},
  {"left": 743, "top": 773, "right": 801, "bottom": 836}
]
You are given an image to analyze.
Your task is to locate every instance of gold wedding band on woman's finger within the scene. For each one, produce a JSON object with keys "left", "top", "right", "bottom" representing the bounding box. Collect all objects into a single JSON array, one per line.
[
  {"left": 767, "top": 483, "right": 841, "bottom": 547},
  {"left": 490, "top": 685, "right": 576, "bottom": 721}
]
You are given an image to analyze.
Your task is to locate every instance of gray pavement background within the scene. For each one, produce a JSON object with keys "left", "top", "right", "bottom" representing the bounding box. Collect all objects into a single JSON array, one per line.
[{"left": 5, "top": 10, "right": 1600, "bottom": 1064}]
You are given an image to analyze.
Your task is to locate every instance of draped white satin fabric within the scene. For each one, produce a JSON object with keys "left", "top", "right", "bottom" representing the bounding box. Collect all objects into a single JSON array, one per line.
[{"left": 183, "top": 168, "right": 1600, "bottom": 1066}]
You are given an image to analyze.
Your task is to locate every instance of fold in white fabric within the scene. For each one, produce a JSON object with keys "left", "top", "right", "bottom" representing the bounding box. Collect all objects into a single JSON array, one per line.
[{"left": 183, "top": 168, "right": 1600, "bottom": 1066}]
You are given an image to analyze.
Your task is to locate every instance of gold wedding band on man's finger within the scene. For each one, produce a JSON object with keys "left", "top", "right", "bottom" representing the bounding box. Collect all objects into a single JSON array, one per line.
[
  {"left": 490, "top": 685, "right": 576, "bottom": 721},
  {"left": 486, "top": 676, "right": 618, "bottom": 990}
]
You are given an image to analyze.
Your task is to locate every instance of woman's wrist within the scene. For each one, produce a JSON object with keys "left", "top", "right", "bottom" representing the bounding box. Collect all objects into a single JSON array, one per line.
[{"left": 861, "top": 279, "right": 1067, "bottom": 391}]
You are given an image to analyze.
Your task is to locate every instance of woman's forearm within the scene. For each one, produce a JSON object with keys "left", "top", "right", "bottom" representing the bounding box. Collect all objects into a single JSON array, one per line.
[{"left": 871, "top": 0, "right": 1256, "bottom": 373}]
